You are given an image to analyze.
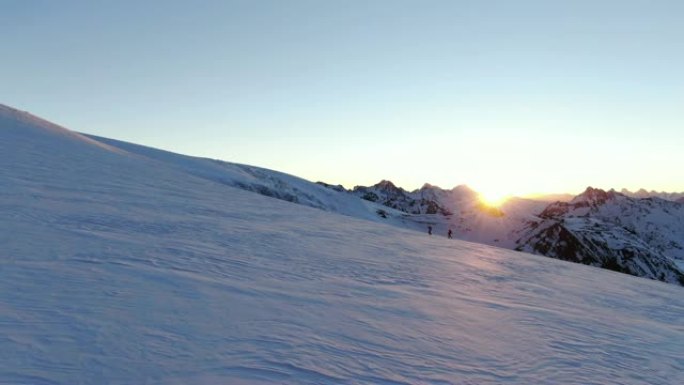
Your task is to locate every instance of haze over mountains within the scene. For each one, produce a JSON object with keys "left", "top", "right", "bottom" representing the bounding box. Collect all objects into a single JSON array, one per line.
[{"left": 619, "top": 188, "right": 684, "bottom": 202}]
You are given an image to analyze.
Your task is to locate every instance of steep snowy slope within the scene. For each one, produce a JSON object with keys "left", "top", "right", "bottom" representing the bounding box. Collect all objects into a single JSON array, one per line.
[
  {"left": 86, "top": 134, "right": 388, "bottom": 223},
  {"left": 2, "top": 105, "right": 684, "bottom": 384},
  {"left": 516, "top": 187, "right": 684, "bottom": 285}
]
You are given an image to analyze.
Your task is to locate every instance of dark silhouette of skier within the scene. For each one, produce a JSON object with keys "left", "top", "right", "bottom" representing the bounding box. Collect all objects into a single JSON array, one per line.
[
  {"left": 448, "top": 229, "right": 453, "bottom": 239},
  {"left": 428, "top": 225, "right": 432, "bottom": 235}
]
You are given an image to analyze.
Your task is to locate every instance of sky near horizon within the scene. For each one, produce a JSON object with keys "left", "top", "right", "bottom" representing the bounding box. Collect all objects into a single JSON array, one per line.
[{"left": 2, "top": 0, "right": 683, "bottom": 198}]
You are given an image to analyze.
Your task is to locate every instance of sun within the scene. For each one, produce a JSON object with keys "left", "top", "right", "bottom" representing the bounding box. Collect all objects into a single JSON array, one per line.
[{"left": 478, "top": 190, "right": 510, "bottom": 207}]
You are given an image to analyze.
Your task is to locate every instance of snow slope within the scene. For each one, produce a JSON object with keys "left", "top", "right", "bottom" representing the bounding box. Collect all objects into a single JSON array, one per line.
[
  {"left": 2, "top": 104, "right": 684, "bottom": 384},
  {"left": 85, "top": 134, "right": 387, "bottom": 223},
  {"left": 10, "top": 104, "right": 678, "bottom": 286}
]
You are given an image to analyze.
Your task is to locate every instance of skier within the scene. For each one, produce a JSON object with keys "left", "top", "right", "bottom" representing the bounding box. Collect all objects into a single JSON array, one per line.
[
  {"left": 448, "top": 229, "right": 453, "bottom": 239},
  {"left": 428, "top": 225, "right": 432, "bottom": 235}
]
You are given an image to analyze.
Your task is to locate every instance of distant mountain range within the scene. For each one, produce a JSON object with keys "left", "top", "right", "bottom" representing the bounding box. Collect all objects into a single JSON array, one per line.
[
  {"left": 316, "top": 181, "right": 684, "bottom": 286},
  {"left": 618, "top": 188, "right": 684, "bottom": 202},
  {"left": 519, "top": 189, "right": 684, "bottom": 203}
]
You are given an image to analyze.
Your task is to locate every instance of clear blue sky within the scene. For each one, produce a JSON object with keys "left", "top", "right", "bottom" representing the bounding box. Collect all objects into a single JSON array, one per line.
[{"left": 2, "top": 0, "right": 683, "bottom": 197}]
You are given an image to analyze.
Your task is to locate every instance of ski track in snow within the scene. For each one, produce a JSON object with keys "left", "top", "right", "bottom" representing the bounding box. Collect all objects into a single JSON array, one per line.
[{"left": 1, "top": 105, "right": 684, "bottom": 384}]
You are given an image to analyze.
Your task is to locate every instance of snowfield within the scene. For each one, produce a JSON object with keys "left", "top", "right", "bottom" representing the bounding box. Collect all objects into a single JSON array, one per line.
[{"left": 1, "top": 104, "right": 683, "bottom": 384}]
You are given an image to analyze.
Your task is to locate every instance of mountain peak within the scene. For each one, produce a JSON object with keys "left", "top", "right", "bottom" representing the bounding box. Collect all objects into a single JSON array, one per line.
[
  {"left": 451, "top": 184, "right": 473, "bottom": 191},
  {"left": 571, "top": 186, "right": 616, "bottom": 205},
  {"left": 420, "top": 182, "right": 442, "bottom": 191},
  {"left": 373, "top": 180, "right": 400, "bottom": 191},
  {"left": 451, "top": 184, "right": 477, "bottom": 196}
]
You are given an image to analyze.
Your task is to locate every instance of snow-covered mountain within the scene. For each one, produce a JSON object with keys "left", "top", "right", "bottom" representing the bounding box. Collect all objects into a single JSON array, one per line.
[
  {"left": 2, "top": 104, "right": 684, "bottom": 384},
  {"left": 515, "top": 187, "right": 684, "bottom": 285},
  {"left": 6, "top": 103, "right": 681, "bottom": 287},
  {"left": 351, "top": 180, "right": 452, "bottom": 215}
]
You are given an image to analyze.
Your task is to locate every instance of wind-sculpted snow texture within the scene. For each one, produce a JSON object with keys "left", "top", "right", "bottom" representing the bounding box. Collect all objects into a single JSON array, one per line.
[
  {"left": 2, "top": 104, "right": 684, "bottom": 384},
  {"left": 516, "top": 187, "right": 684, "bottom": 285}
]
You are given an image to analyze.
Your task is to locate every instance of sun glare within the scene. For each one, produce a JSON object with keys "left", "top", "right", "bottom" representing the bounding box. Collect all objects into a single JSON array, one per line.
[{"left": 478, "top": 190, "right": 510, "bottom": 207}]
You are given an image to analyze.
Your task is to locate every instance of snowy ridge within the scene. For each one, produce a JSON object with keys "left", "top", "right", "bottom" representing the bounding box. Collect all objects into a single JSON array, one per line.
[
  {"left": 86, "top": 134, "right": 389, "bottom": 223},
  {"left": 2, "top": 104, "right": 684, "bottom": 384},
  {"left": 0, "top": 104, "right": 125, "bottom": 155}
]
